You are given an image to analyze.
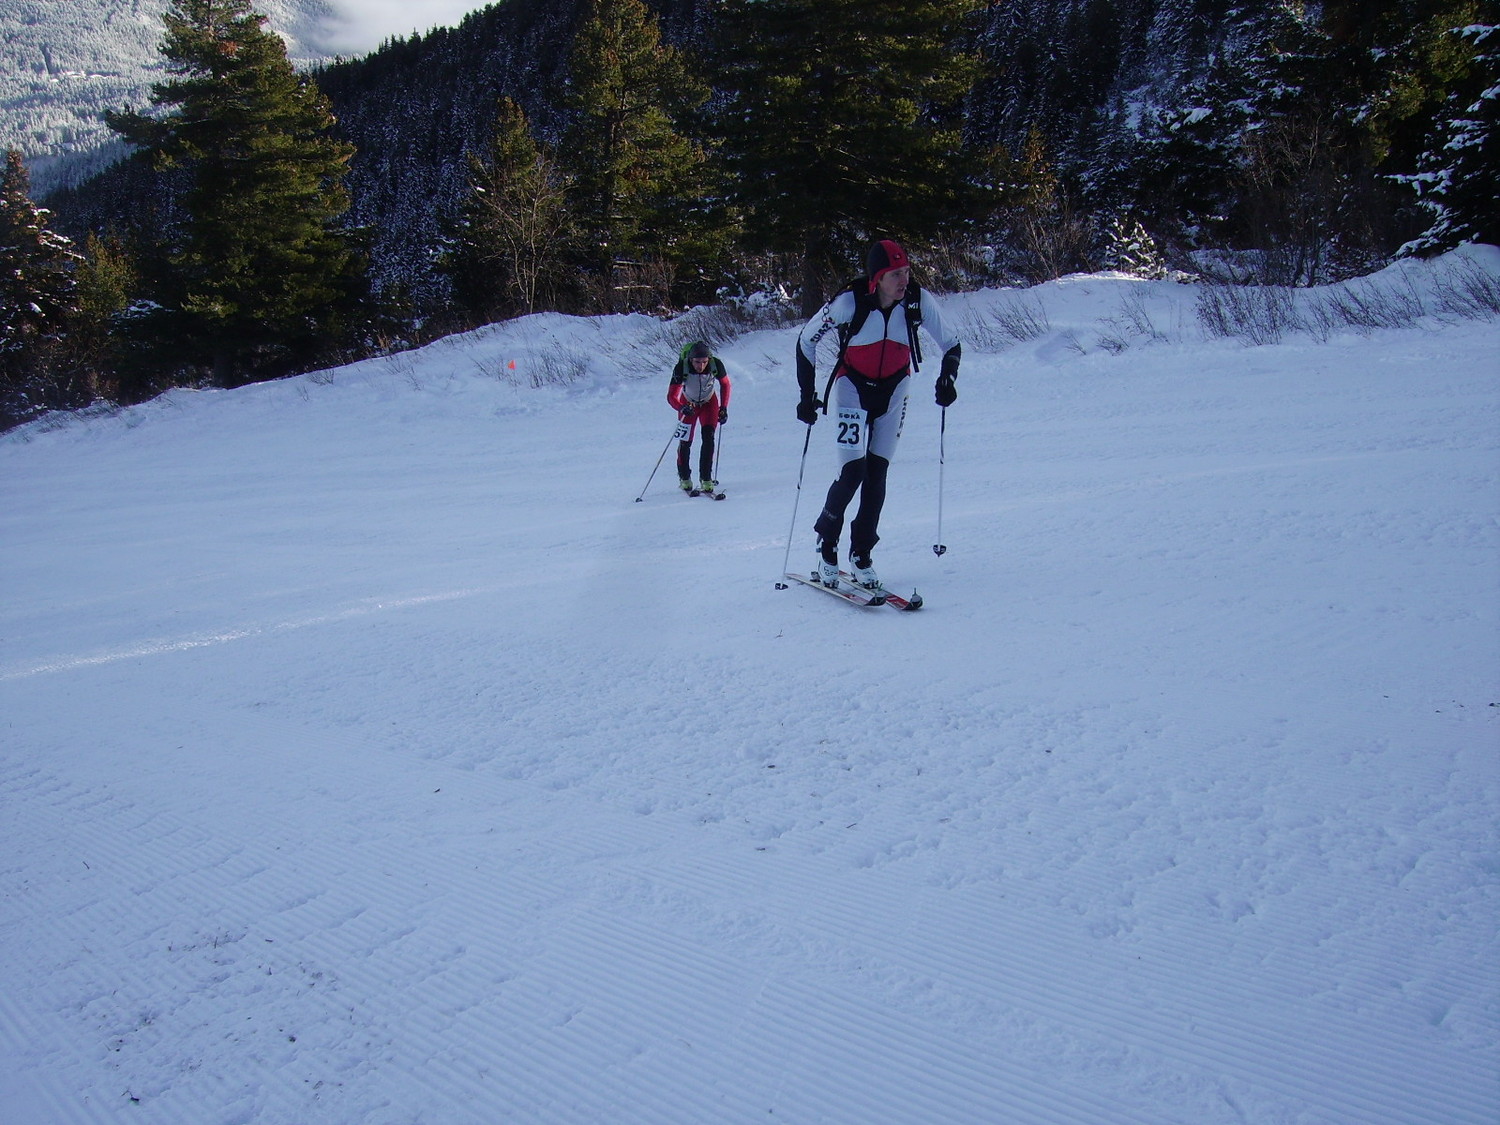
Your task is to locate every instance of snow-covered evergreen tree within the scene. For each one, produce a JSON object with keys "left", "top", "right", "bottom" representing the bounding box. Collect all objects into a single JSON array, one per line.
[
  {"left": 0, "top": 0, "right": 338, "bottom": 195},
  {"left": 710, "top": 0, "right": 982, "bottom": 312},
  {"left": 1099, "top": 214, "right": 1168, "bottom": 278},
  {"left": 560, "top": 0, "right": 709, "bottom": 312},
  {"left": 1400, "top": 19, "right": 1499, "bottom": 253},
  {"left": 106, "top": 0, "right": 362, "bottom": 386},
  {"left": 0, "top": 148, "right": 83, "bottom": 426}
]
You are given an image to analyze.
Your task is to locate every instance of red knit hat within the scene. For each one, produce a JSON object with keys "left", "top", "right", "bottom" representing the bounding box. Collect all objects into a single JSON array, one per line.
[{"left": 866, "top": 239, "right": 909, "bottom": 293}]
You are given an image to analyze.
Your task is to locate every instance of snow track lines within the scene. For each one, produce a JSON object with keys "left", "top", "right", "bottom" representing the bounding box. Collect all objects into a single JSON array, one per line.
[{"left": 3, "top": 256, "right": 1497, "bottom": 1124}]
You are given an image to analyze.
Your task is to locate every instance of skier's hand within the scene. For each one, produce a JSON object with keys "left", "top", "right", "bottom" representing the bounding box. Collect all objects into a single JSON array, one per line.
[
  {"left": 718, "top": 407, "right": 728, "bottom": 425},
  {"left": 934, "top": 373, "right": 957, "bottom": 407},
  {"left": 680, "top": 405, "right": 697, "bottom": 422},
  {"left": 796, "top": 398, "right": 821, "bottom": 425}
]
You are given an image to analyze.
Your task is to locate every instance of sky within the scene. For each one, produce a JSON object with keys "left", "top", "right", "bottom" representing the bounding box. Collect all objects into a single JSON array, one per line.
[{"left": 320, "top": 0, "right": 489, "bottom": 54}]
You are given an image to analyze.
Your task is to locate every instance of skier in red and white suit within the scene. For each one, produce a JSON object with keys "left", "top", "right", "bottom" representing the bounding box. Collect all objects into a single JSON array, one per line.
[
  {"left": 667, "top": 340, "right": 732, "bottom": 492},
  {"left": 795, "top": 239, "right": 961, "bottom": 589}
]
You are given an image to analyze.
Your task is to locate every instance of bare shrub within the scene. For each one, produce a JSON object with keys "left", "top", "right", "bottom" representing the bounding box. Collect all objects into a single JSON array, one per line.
[
  {"left": 1103, "top": 289, "right": 1169, "bottom": 349},
  {"left": 981, "top": 130, "right": 1094, "bottom": 284},
  {"left": 663, "top": 298, "right": 797, "bottom": 353},
  {"left": 917, "top": 235, "right": 993, "bottom": 293},
  {"left": 530, "top": 341, "right": 590, "bottom": 387},
  {"left": 1016, "top": 202, "right": 1093, "bottom": 284},
  {"left": 611, "top": 259, "right": 677, "bottom": 315},
  {"left": 961, "top": 293, "right": 1051, "bottom": 351},
  {"left": 1234, "top": 112, "right": 1343, "bottom": 286},
  {"left": 1306, "top": 277, "right": 1426, "bottom": 335},
  {"left": 1431, "top": 257, "right": 1500, "bottom": 321},
  {"left": 1300, "top": 297, "right": 1341, "bottom": 343},
  {"left": 1096, "top": 327, "right": 1131, "bottom": 354},
  {"left": 1196, "top": 283, "right": 1297, "bottom": 345}
]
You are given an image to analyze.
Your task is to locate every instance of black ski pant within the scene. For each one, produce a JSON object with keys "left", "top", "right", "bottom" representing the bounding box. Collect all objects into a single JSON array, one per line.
[
  {"left": 677, "top": 424, "right": 716, "bottom": 480},
  {"left": 813, "top": 452, "right": 890, "bottom": 560}
]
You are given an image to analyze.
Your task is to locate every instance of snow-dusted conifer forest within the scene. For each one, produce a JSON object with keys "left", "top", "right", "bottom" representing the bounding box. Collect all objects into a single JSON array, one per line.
[{"left": 0, "top": 0, "right": 338, "bottom": 192}]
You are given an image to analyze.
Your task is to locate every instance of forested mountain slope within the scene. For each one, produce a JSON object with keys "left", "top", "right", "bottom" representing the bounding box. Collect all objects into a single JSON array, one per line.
[
  {"left": 20, "top": 0, "right": 1488, "bottom": 390},
  {"left": 310, "top": 0, "right": 1256, "bottom": 303},
  {"left": 1, "top": 0, "right": 339, "bottom": 191}
]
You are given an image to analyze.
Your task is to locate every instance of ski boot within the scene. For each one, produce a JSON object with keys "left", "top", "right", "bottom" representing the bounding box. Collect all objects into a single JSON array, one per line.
[{"left": 816, "top": 539, "right": 840, "bottom": 587}]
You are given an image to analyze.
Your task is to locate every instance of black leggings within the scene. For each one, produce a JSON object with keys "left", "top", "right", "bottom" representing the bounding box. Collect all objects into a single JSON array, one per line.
[
  {"left": 813, "top": 453, "right": 890, "bottom": 558},
  {"left": 677, "top": 425, "right": 716, "bottom": 480}
]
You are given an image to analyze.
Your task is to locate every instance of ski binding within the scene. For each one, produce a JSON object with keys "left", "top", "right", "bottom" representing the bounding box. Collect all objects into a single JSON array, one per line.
[
  {"left": 781, "top": 570, "right": 886, "bottom": 606},
  {"left": 838, "top": 570, "right": 923, "bottom": 611}
]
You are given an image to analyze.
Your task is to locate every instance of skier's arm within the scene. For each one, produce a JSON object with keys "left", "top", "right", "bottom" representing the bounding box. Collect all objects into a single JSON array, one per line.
[
  {"left": 667, "top": 372, "right": 686, "bottom": 410},
  {"left": 919, "top": 288, "right": 961, "bottom": 362},
  {"left": 795, "top": 291, "right": 856, "bottom": 403},
  {"left": 795, "top": 314, "right": 830, "bottom": 402},
  {"left": 921, "top": 290, "right": 962, "bottom": 404}
]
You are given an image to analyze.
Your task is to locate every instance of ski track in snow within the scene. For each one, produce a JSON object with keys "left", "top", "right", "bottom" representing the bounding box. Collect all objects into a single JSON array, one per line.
[{"left": 2, "top": 254, "right": 1497, "bottom": 1124}]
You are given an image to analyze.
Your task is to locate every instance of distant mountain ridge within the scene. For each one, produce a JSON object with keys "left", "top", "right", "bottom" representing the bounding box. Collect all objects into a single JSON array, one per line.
[{"left": 1, "top": 0, "right": 343, "bottom": 192}]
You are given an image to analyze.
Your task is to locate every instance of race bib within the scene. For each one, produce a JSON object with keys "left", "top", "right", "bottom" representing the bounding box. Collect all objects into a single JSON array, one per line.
[
  {"left": 674, "top": 420, "right": 693, "bottom": 442},
  {"left": 835, "top": 407, "right": 866, "bottom": 450}
]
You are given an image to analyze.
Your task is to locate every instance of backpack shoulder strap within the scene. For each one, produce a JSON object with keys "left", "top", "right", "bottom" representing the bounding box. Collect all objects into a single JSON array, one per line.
[
  {"left": 836, "top": 279, "right": 874, "bottom": 348},
  {"left": 905, "top": 282, "right": 923, "bottom": 326},
  {"left": 904, "top": 282, "right": 924, "bottom": 370},
  {"left": 826, "top": 279, "right": 872, "bottom": 404},
  {"left": 833, "top": 280, "right": 874, "bottom": 364}
]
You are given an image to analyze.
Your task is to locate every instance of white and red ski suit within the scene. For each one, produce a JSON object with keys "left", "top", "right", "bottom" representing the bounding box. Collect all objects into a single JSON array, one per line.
[
  {"left": 667, "top": 355, "right": 731, "bottom": 484},
  {"left": 796, "top": 278, "right": 960, "bottom": 558}
]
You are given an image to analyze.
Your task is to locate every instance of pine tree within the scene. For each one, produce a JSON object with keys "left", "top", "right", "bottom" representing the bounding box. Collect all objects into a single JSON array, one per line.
[
  {"left": 559, "top": 0, "right": 710, "bottom": 312},
  {"left": 710, "top": 0, "right": 982, "bottom": 313},
  {"left": 1303, "top": 0, "right": 1487, "bottom": 264},
  {"left": 0, "top": 149, "right": 83, "bottom": 427},
  {"left": 1400, "top": 19, "right": 1499, "bottom": 253},
  {"left": 443, "top": 98, "right": 573, "bottom": 321},
  {"left": 106, "top": 0, "right": 363, "bottom": 385},
  {"left": 1319, "top": 0, "right": 1483, "bottom": 173},
  {"left": 1099, "top": 215, "right": 1167, "bottom": 279},
  {"left": 1118, "top": 45, "right": 1258, "bottom": 242},
  {"left": 66, "top": 233, "right": 139, "bottom": 404}
]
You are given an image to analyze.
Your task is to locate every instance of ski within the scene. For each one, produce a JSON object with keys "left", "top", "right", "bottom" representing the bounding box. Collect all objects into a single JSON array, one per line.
[
  {"left": 686, "top": 488, "right": 726, "bottom": 500},
  {"left": 781, "top": 570, "right": 886, "bottom": 607},
  {"left": 837, "top": 570, "right": 924, "bottom": 611}
]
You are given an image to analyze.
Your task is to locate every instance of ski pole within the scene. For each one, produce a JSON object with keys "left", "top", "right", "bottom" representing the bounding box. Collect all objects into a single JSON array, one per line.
[
  {"left": 634, "top": 425, "right": 681, "bottom": 503},
  {"left": 712, "top": 413, "right": 723, "bottom": 484},
  {"left": 933, "top": 406, "right": 948, "bottom": 556},
  {"left": 774, "top": 424, "right": 815, "bottom": 588}
]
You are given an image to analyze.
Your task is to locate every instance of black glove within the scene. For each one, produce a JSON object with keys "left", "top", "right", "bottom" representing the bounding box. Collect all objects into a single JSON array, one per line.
[
  {"left": 936, "top": 347, "right": 960, "bottom": 406},
  {"left": 718, "top": 407, "right": 728, "bottom": 425},
  {"left": 680, "top": 404, "right": 698, "bottom": 421},
  {"left": 796, "top": 398, "right": 822, "bottom": 425},
  {"left": 935, "top": 373, "right": 957, "bottom": 407}
]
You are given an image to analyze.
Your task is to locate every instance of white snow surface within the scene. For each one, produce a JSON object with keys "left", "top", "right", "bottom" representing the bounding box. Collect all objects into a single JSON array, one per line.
[{"left": 2, "top": 250, "right": 1498, "bottom": 1125}]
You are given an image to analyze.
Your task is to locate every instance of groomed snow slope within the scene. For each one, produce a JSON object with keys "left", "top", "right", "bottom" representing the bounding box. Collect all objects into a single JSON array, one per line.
[{"left": 2, "top": 249, "right": 1497, "bottom": 1124}]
